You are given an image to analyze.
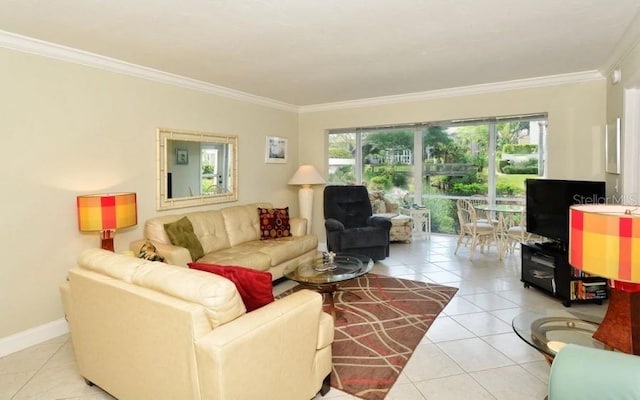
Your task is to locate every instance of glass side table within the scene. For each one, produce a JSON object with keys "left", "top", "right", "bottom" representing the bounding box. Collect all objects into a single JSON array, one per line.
[
  {"left": 512, "top": 310, "right": 605, "bottom": 363},
  {"left": 398, "top": 207, "right": 431, "bottom": 239}
]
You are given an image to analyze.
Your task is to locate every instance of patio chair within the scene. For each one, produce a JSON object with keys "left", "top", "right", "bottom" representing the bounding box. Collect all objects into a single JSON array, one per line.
[
  {"left": 504, "top": 209, "right": 531, "bottom": 255},
  {"left": 455, "top": 199, "right": 497, "bottom": 260},
  {"left": 468, "top": 195, "right": 499, "bottom": 226}
]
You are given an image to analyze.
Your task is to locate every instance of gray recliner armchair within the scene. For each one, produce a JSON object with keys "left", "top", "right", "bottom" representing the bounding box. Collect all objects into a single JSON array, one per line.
[{"left": 323, "top": 185, "right": 391, "bottom": 260}]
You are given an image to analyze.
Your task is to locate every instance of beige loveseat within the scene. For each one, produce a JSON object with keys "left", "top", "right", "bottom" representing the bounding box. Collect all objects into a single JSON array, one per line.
[
  {"left": 130, "top": 202, "right": 318, "bottom": 280},
  {"left": 60, "top": 249, "right": 333, "bottom": 400}
]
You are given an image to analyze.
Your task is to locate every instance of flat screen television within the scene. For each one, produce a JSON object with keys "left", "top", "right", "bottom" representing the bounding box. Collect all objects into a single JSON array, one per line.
[{"left": 526, "top": 179, "right": 606, "bottom": 244}]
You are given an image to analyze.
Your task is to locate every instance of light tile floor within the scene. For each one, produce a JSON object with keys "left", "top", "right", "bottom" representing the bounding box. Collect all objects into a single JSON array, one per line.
[{"left": 2, "top": 235, "right": 607, "bottom": 400}]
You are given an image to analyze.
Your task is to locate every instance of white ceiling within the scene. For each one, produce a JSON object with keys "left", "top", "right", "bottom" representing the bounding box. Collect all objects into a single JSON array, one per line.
[{"left": 1, "top": 0, "right": 640, "bottom": 106}]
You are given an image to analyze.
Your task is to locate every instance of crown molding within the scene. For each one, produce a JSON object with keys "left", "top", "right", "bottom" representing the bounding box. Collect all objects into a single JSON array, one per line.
[
  {"left": 0, "top": 30, "right": 607, "bottom": 115},
  {"left": 601, "top": 10, "right": 640, "bottom": 76},
  {"left": 0, "top": 30, "right": 299, "bottom": 113},
  {"left": 299, "top": 71, "right": 604, "bottom": 113}
]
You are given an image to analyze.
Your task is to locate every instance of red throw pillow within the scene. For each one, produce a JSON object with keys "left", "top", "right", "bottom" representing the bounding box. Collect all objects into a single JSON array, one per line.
[
  {"left": 188, "top": 262, "right": 274, "bottom": 312},
  {"left": 258, "top": 207, "right": 291, "bottom": 240}
]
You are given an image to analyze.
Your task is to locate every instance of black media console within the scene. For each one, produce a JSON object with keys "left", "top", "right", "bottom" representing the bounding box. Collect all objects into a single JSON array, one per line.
[{"left": 521, "top": 240, "right": 608, "bottom": 307}]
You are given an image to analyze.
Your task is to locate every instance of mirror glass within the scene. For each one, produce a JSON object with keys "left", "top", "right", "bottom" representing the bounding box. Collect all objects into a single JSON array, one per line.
[{"left": 157, "top": 128, "right": 238, "bottom": 210}]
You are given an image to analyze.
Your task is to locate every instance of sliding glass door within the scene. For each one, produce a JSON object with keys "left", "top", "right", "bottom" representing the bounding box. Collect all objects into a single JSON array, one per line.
[{"left": 327, "top": 114, "right": 547, "bottom": 234}]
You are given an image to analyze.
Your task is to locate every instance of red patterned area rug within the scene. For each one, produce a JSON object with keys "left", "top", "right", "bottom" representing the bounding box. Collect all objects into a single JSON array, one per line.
[{"left": 282, "top": 273, "right": 457, "bottom": 400}]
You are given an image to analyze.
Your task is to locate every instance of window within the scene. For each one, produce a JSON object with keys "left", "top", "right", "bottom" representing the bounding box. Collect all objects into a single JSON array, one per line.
[
  {"left": 327, "top": 114, "right": 547, "bottom": 234},
  {"left": 328, "top": 132, "right": 357, "bottom": 184}
]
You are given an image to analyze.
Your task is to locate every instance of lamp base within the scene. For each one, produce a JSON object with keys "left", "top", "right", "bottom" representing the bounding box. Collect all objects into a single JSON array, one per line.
[
  {"left": 100, "top": 229, "right": 115, "bottom": 252},
  {"left": 592, "top": 287, "right": 640, "bottom": 355},
  {"left": 298, "top": 186, "right": 314, "bottom": 235}
]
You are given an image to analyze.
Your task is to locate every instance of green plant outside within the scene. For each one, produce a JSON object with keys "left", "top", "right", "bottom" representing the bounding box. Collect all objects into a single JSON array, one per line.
[{"left": 502, "top": 143, "right": 538, "bottom": 154}]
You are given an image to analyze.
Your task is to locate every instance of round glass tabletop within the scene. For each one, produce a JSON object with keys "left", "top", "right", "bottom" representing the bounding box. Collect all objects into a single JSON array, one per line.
[
  {"left": 284, "top": 253, "right": 373, "bottom": 286},
  {"left": 512, "top": 311, "right": 605, "bottom": 359}
]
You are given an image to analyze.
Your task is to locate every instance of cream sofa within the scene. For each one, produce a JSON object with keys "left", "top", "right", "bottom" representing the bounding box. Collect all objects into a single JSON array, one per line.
[
  {"left": 130, "top": 202, "right": 318, "bottom": 280},
  {"left": 60, "top": 249, "right": 333, "bottom": 400}
]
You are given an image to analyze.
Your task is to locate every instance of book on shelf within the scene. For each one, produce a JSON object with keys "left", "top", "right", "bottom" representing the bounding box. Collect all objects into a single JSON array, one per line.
[
  {"left": 570, "top": 280, "right": 608, "bottom": 300},
  {"left": 571, "top": 268, "right": 610, "bottom": 281},
  {"left": 582, "top": 281, "right": 606, "bottom": 287}
]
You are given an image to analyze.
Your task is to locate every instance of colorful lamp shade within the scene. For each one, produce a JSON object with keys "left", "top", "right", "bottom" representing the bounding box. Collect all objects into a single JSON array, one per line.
[
  {"left": 569, "top": 204, "right": 640, "bottom": 354},
  {"left": 77, "top": 192, "right": 138, "bottom": 251}
]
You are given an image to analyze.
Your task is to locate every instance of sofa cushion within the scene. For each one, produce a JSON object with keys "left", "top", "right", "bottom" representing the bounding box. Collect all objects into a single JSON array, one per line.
[
  {"left": 144, "top": 214, "right": 182, "bottom": 245},
  {"left": 258, "top": 207, "right": 292, "bottom": 240},
  {"left": 373, "top": 212, "right": 398, "bottom": 220},
  {"left": 164, "top": 216, "right": 205, "bottom": 261},
  {"left": 184, "top": 210, "right": 231, "bottom": 254},
  {"left": 371, "top": 198, "right": 387, "bottom": 214},
  {"left": 337, "top": 200, "right": 371, "bottom": 229},
  {"left": 132, "top": 262, "right": 246, "bottom": 328},
  {"left": 197, "top": 244, "right": 273, "bottom": 271},
  {"left": 188, "top": 262, "right": 274, "bottom": 312},
  {"left": 257, "top": 235, "right": 318, "bottom": 266},
  {"left": 222, "top": 203, "right": 271, "bottom": 247},
  {"left": 340, "top": 226, "right": 390, "bottom": 248},
  {"left": 79, "top": 248, "right": 148, "bottom": 283},
  {"left": 369, "top": 190, "right": 398, "bottom": 215}
]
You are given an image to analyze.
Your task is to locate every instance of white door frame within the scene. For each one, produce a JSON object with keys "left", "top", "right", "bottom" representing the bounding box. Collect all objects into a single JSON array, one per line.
[{"left": 622, "top": 77, "right": 640, "bottom": 204}]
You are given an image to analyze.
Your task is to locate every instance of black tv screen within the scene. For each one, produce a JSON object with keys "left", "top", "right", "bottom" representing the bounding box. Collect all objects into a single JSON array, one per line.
[{"left": 526, "top": 179, "right": 606, "bottom": 244}]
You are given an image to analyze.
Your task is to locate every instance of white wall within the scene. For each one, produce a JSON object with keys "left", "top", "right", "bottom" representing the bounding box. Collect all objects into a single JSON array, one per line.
[
  {"left": 299, "top": 80, "right": 607, "bottom": 240},
  {"left": 0, "top": 47, "right": 300, "bottom": 341},
  {"left": 606, "top": 34, "right": 640, "bottom": 202},
  {"left": 167, "top": 139, "right": 201, "bottom": 198}
]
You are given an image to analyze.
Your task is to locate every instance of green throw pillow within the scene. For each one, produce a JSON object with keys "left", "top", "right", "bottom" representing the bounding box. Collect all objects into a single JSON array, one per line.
[{"left": 164, "top": 216, "right": 204, "bottom": 261}]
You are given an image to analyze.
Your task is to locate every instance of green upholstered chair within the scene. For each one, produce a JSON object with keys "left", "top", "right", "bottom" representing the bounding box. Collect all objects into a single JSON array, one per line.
[{"left": 548, "top": 344, "right": 640, "bottom": 399}]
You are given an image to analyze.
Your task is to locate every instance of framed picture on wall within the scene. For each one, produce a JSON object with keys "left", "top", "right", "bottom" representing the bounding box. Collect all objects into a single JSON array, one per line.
[
  {"left": 605, "top": 118, "right": 621, "bottom": 174},
  {"left": 265, "top": 136, "right": 287, "bottom": 163},
  {"left": 176, "top": 148, "right": 189, "bottom": 165}
]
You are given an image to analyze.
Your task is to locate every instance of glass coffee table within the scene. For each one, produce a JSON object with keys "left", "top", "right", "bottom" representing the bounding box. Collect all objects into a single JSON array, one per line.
[
  {"left": 512, "top": 310, "right": 605, "bottom": 363},
  {"left": 284, "top": 253, "right": 373, "bottom": 318}
]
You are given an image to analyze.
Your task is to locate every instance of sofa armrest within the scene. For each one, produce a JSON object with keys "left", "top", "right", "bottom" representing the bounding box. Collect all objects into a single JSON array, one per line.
[
  {"left": 195, "top": 289, "right": 333, "bottom": 399},
  {"left": 325, "top": 218, "right": 345, "bottom": 231},
  {"left": 367, "top": 215, "right": 392, "bottom": 229},
  {"left": 59, "top": 281, "right": 72, "bottom": 323},
  {"left": 317, "top": 311, "right": 334, "bottom": 349},
  {"left": 290, "top": 217, "right": 307, "bottom": 236},
  {"left": 129, "top": 239, "right": 192, "bottom": 267},
  {"left": 548, "top": 344, "right": 640, "bottom": 399}
]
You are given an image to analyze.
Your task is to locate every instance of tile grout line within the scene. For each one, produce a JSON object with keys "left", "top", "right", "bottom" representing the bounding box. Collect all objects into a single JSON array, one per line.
[{"left": 10, "top": 336, "right": 70, "bottom": 400}]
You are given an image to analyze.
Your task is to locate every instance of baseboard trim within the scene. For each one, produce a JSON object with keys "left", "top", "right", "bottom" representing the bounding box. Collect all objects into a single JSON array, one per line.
[{"left": 0, "top": 319, "right": 69, "bottom": 357}]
